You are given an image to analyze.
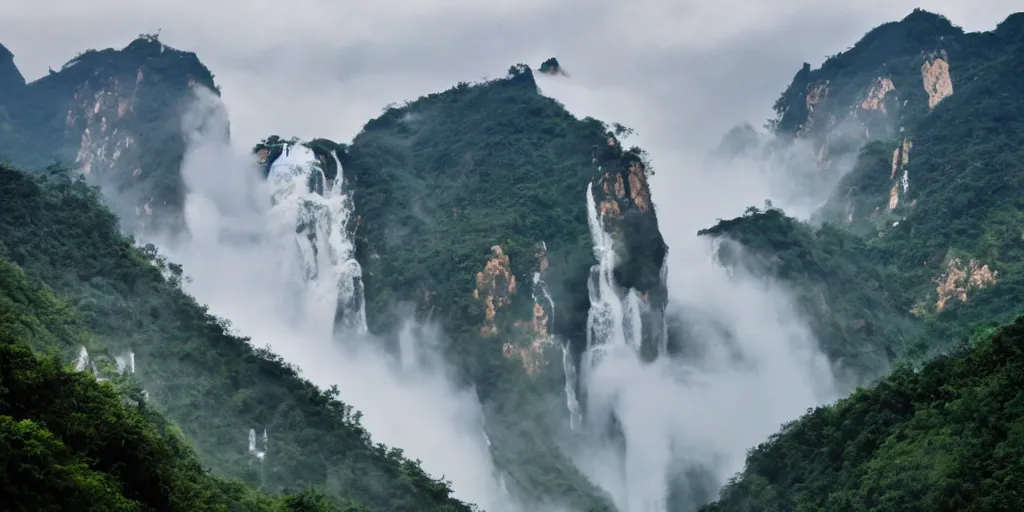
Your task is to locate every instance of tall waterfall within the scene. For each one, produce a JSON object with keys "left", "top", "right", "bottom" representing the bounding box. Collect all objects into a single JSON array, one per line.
[
  {"left": 265, "top": 144, "right": 366, "bottom": 337},
  {"left": 570, "top": 182, "right": 671, "bottom": 512},
  {"left": 582, "top": 182, "right": 648, "bottom": 363}
]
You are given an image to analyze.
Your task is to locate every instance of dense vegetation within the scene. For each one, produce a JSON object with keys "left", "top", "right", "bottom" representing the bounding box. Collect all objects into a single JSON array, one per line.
[
  {"left": 257, "top": 64, "right": 667, "bottom": 510},
  {"left": 0, "top": 255, "right": 351, "bottom": 511},
  {"left": 698, "top": 10, "right": 1024, "bottom": 509},
  {"left": 0, "top": 163, "right": 473, "bottom": 511},
  {"left": 701, "top": 317, "right": 1024, "bottom": 511}
]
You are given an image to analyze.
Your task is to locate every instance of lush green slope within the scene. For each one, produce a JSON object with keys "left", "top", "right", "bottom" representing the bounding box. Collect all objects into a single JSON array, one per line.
[
  {"left": 697, "top": 9, "right": 1024, "bottom": 510},
  {"left": 697, "top": 207, "right": 916, "bottom": 381},
  {"left": 0, "top": 253, "right": 353, "bottom": 511},
  {"left": 0, "top": 163, "right": 473, "bottom": 511},
  {"left": 700, "top": 316, "right": 1024, "bottom": 512},
  {"left": 705, "top": 10, "right": 1024, "bottom": 374},
  {"left": 341, "top": 65, "right": 666, "bottom": 388}
]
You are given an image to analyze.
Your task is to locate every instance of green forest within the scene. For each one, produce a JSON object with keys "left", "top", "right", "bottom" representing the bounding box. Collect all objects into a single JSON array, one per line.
[
  {"left": 0, "top": 164, "right": 474, "bottom": 510},
  {"left": 696, "top": 9, "right": 1024, "bottom": 510}
]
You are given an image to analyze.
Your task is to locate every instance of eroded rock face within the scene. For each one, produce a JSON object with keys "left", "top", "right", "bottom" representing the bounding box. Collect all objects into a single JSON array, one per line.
[
  {"left": 474, "top": 245, "right": 517, "bottom": 338},
  {"left": 860, "top": 77, "right": 897, "bottom": 113},
  {"left": 627, "top": 161, "right": 650, "bottom": 211},
  {"left": 935, "top": 257, "right": 997, "bottom": 311},
  {"left": 506, "top": 304, "right": 552, "bottom": 376},
  {"left": 797, "top": 81, "right": 829, "bottom": 137},
  {"left": 886, "top": 138, "right": 913, "bottom": 212},
  {"left": 922, "top": 51, "right": 954, "bottom": 109},
  {"left": 469, "top": 242, "right": 556, "bottom": 376},
  {"left": 70, "top": 67, "right": 144, "bottom": 179}
]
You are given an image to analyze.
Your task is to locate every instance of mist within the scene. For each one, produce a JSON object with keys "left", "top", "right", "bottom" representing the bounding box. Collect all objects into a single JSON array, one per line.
[
  {"left": 145, "top": 88, "right": 517, "bottom": 512},
  {"left": 536, "top": 75, "right": 846, "bottom": 510},
  {"left": 154, "top": 80, "right": 849, "bottom": 512}
]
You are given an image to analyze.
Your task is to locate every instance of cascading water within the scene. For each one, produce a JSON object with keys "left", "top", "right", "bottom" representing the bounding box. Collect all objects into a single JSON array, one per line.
[
  {"left": 534, "top": 265, "right": 584, "bottom": 432},
  {"left": 264, "top": 144, "right": 366, "bottom": 337},
  {"left": 567, "top": 175, "right": 841, "bottom": 512},
  {"left": 163, "top": 91, "right": 521, "bottom": 511},
  {"left": 582, "top": 182, "right": 646, "bottom": 365},
  {"left": 574, "top": 182, "right": 671, "bottom": 512}
]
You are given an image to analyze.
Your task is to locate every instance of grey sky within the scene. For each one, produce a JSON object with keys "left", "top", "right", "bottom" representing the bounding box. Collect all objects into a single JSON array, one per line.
[{"left": 1, "top": 1, "right": 1017, "bottom": 156}]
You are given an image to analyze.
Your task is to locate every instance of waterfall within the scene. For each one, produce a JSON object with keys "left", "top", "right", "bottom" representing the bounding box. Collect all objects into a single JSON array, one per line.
[
  {"left": 265, "top": 144, "right": 367, "bottom": 337},
  {"left": 574, "top": 182, "right": 670, "bottom": 512},
  {"left": 115, "top": 351, "right": 135, "bottom": 374},
  {"left": 580, "top": 182, "right": 648, "bottom": 384},
  {"left": 74, "top": 346, "right": 90, "bottom": 372},
  {"left": 534, "top": 267, "right": 583, "bottom": 431}
]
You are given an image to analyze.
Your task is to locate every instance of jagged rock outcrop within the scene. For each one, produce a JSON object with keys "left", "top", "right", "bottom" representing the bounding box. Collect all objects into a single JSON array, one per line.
[
  {"left": 538, "top": 57, "right": 569, "bottom": 77},
  {"left": 0, "top": 34, "right": 218, "bottom": 231}
]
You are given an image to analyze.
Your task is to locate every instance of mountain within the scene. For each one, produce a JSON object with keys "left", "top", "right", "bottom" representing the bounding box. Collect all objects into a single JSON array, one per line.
[
  {"left": 706, "top": 9, "right": 1024, "bottom": 372},
  {"left": 0, "top": 34, "right": 217, "bottom": 232},
  {"left": 3, "top": 7, "right": 1024, "bottom": 512},
  {"left": 252, "top": 63, "right": 667, "bottom": 509},
  {"left": 696, "top": 8, "right": 1024, "bottom": 509}
]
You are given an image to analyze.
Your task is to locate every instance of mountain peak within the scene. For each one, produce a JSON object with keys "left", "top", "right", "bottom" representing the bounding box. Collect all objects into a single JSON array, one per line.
[{"left": 0, "top": 42, "right": 25, "bottom": 92}]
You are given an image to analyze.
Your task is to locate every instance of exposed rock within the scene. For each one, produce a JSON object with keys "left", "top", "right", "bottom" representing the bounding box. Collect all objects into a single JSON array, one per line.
[
  {"left": 797, "top": 81, "right": 829, "bottom": 136},
  {"left": 627, "top": 161, "right": 650, "bottom": 211},
  {"left": 922, "top": 51, "right": 954, "bottom": 109},
  {"left": 887, "top": 182, "right": 900, "bottom": 211},
  {"left": 474, "top": 245, "right": 517, "bottom": 338},
  {"left": 935, "top": 257, "right": 997, "bottom": 311},
  {"left": 860, "top": 77, "right": 897, "bottom": 113}
]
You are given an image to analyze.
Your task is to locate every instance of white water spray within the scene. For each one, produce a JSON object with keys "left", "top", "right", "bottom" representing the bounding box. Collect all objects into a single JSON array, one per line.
[
  {"left": 570, "top": 180, "right": 838, "bottom": 512},
  {"left": 149, "top": 88, "right": 517, "bottom": 512},
  {"left": 265, "top": 144, "right": 366, "bottom": 336}
]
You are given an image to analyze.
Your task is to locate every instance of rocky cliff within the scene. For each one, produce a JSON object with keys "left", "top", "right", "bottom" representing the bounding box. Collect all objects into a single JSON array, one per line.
[{"left": 0, "top": 34, "right": 218, "bottom": 231}]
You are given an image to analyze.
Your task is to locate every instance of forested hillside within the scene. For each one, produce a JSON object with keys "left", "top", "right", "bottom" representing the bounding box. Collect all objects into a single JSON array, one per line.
[
  {"left": 0, "top": 253, "right": 352, "bottom": 511},
  {"left": 706, "top": 9, "right": 1024, "bottom": 371},
  {"left": 701, "top": 317, "right": 1024, "bottom": 511},
  {"left": 698, "top": 9, "right": 1024, "bottom": 509},
  {"left": 0, "top": 163, "right": 474, "bottom": 511}
]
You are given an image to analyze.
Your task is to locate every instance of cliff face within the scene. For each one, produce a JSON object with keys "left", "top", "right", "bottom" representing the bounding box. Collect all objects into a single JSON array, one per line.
[{"left": 0, "top": 34, "right": 218, "bottom": 231}]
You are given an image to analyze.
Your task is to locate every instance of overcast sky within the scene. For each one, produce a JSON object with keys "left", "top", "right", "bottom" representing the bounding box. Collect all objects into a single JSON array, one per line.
[{"left": 1, "top": 1, "right": 1018, "bottom": 158}]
